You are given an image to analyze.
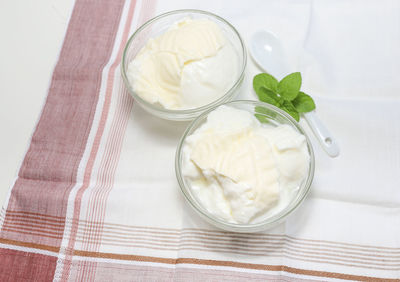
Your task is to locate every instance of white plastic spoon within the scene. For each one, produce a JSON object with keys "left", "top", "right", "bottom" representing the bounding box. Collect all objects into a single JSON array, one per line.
[{"left": 250, "top": 30, "right": 340, "bottom": 157}]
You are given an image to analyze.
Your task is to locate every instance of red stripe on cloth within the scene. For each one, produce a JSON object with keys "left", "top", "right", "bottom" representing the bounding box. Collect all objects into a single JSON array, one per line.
[
  {"left": 0, "top": 0, "right": 126, "bottom": 277},
  {"left": 0, "top": 248, "right": 57, "bottom": 281},
  {"left": 79, "top": 84, "right": 135, "bottom": 281},
  {"left": 78, "top": 2, "right": 157, "bottom": 280},
  {"left": 60, "top": 1, "right": 137, "bottom": 281}
]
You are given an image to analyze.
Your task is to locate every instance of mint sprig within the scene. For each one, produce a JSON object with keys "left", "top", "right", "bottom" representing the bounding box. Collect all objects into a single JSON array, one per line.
[{"left": 253, "top": 72, "right": 315, "bottom": 121}]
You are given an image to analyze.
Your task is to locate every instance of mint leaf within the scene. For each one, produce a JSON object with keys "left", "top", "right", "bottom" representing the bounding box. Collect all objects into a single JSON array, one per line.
[
  {"left": 255, "top": 105, "right": 272, "bottom": 116},
  {"left": 253, "top": 73, "right": 278, "bottom": 93},
  {"left": 277, "top": 72, "right": 302, "bottom": 101},
  {"left": 292, "top": 91, "right": 316, "bottom": 113},
  {"left": 281, "top": 100, "right": 300, "bottom": 121},
  {"left": 254, "top": 105, "right": 277, "bottom": 124},
  {"left": 255, "top": 114, "right": 270, "bottom": 124},
  {"left": 256, "top": 87, "right": 280, "bottom": 107}
]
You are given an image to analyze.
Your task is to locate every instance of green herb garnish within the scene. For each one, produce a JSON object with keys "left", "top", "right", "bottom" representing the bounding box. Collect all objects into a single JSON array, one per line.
[{"left": 253, "top": 72, "right": 315, "bottom": 121}]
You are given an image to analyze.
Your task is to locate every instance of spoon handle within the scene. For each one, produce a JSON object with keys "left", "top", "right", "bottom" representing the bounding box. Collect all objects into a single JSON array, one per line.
[{"left": 303, "top": 111, "right": 340, "bottom": 157}]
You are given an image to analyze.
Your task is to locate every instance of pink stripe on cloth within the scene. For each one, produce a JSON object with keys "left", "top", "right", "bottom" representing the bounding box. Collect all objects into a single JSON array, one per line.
[
  {"left": 77, "top": 1, "right": 157, "bottom": 280},
  {"left": 59, "top": 1, "right": 138, "bottom": 281},
  {"left": 78, "top": 85, "right": 134, "bottom": 281},
  {"left": 0, "top": 0, "right": 126, "bottom": 280}
]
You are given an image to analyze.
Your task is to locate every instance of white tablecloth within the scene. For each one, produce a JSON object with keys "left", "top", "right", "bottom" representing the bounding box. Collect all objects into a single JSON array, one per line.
[{"left": 1, "top": 0, "right": 399, "bottom": 280}]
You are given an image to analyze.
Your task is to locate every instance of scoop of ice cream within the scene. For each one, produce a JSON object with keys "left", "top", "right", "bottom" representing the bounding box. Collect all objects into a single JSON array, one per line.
[
  {"left": 127, "top": 18, "right": 238, "bottom": 109},
  {"left": 182, "top": 106, "right": 309, "bottom": 223}
]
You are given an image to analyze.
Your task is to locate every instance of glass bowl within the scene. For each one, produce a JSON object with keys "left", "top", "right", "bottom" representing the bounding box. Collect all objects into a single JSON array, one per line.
[
  {"left": 175, "top": 100, "right": 315, "bottom": 233},
  {"left": 121, "top": 9, "right": 247, "bottom": 121}
]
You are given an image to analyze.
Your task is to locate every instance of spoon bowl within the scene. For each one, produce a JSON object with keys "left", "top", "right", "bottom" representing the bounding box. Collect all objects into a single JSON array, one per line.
[{"left": 250, "top": 31, "right": 289, "bottom": 80}]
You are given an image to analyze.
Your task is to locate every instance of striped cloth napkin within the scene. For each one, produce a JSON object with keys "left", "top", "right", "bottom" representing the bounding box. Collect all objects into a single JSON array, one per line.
[{"left": 1, "top": 0, "right": 399, "bottom": 281}]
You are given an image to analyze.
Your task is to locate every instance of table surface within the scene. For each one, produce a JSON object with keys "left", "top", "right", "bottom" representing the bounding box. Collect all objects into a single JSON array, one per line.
[{"left": 0, "top": 1, "right": 74, "bottom": 205}]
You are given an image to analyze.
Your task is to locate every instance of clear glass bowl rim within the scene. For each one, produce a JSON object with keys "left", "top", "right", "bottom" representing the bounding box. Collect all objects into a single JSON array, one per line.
[
  {"left": 175, "top": 100, "right": 315, "bottom": 233},
  {"left": 121, "top": 9, "right": 247, "bottom": 116}
]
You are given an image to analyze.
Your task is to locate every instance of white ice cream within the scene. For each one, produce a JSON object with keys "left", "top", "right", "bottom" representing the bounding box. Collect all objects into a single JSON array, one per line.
[
  {"left": 127, "top": 18, "right": 238, "bottom": 110},
  {"left": 182, "top": 106, "right": 310, "bottom": 224}
]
